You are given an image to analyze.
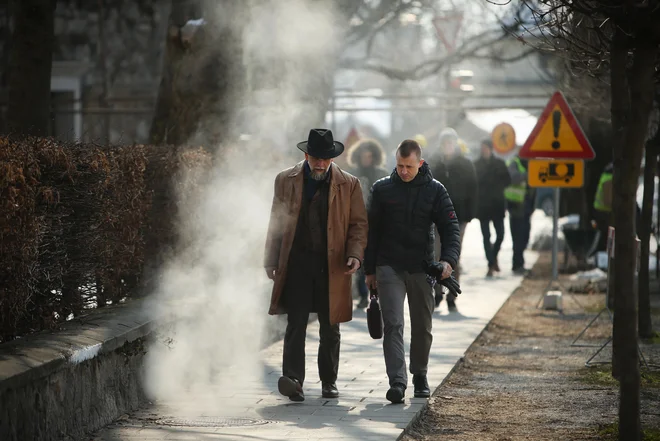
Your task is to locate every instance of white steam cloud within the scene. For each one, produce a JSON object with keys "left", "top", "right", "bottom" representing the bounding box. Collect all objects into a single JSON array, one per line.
[{"left": 142, "top": 0, "right": 344, "bottom": 416}]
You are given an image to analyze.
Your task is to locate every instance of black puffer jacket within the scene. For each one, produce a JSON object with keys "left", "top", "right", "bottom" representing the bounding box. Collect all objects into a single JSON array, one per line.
[
  {"left": 364, "top": 162, "right": 461, "bottom": 275},
  {"left": 429, "top": 153, "right": 478, "bottom": 222},
  {"left": 474, "top": 155, "right": 511, "bottom": 220}
]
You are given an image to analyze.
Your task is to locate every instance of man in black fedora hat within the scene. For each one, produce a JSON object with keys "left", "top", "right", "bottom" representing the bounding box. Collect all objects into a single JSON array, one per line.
[{"left": 265, "top": 128, "right": 368, "bottom": 401}]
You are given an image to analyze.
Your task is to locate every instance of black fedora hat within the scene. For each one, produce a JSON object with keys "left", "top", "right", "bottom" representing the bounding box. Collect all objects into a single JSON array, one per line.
[{"left": 297, "top": 128, "right": 344, "bottom": 159}]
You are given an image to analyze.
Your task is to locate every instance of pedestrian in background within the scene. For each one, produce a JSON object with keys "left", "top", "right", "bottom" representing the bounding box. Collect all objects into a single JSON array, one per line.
[
  {"left": 592, "top": 161, "right": 642, "bottom": 251},
  {"left": 474, "top": 140, "right": 511, "bottom": 277},
  {"left": 264, "top": 129, "right": 368, "bottom": 402},
  {"left": 346, "top": 138, "right": 389, "bottom": 308},
  {"left": 505, "top": 153, "right": 536, "bottom": 275},
  {"left": 365, "top": 139, "right": 461, "bottom": 403},
  {"left": 428, "top": 128, "right": 478, "bottom": 310}
]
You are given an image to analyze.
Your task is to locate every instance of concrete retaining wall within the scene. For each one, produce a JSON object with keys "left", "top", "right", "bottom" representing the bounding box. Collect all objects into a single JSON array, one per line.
[
  {"left": 1, "top": 339, "right": 148, "bottom": 441},
  {"left": 0, "top": 298, "right": 292, "bottom": 441}
]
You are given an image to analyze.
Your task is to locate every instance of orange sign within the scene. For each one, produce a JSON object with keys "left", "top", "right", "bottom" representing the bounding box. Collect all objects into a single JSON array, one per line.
[
  {"left": 518, "top": 91, "right": 595, "bottom": 160},
  {"left": 527, "top": 159, "right": 584, "bottom": 188},
  {"left": 491, "top": 123, "right": 516, "bottom": 155}
]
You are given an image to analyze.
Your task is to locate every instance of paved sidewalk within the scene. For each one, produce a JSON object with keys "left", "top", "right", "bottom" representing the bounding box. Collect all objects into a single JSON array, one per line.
[{"left": 94, "top": 214, "right": 547, "bottom": 440}]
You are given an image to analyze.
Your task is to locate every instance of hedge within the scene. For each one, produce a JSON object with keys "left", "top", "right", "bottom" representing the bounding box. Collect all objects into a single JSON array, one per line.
[{"left": 0, "top": 136, "right": 212, "bottom": 342}]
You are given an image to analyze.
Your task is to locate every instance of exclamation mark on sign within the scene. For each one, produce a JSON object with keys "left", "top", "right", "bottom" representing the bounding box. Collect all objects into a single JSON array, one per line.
[{"left": 552, "top": 110, "right": 561, "bottom": 150}]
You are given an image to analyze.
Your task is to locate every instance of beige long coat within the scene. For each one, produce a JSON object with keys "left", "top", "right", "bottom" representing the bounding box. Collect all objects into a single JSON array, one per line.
[{"left": 264, "top": 161, "right": 368, "bottom": 325}]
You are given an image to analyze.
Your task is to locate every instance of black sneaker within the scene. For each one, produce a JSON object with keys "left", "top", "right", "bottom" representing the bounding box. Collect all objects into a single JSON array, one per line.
[
  {"left": 386, "top": 383, "right": 406, "bottom": 404},
  {"left": 413, "top": 375, "right": 430, "bottom": 398},
  {"left": 357, "top": 297, "right": 369, "bottom": 309},
  {"left": 447, "top": 298, "right": 457, "bottom": 312},
  {"left": 278, "top": 376, "right": 304, "bottom": 402}
]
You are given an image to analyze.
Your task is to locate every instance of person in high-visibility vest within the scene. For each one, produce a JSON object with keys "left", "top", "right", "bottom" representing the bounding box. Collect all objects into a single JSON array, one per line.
[
  {"left": 505, "top": 154, "right": 536, "bottom": 275},
  {"left": 591, "top": 162, "right": 643, "bottom": 251},
  {"left": 592, "top": 163, "right": 613, "bottom": 251},
  {"left": 593, "top": 163, "right": 613, "bottom": 213}
]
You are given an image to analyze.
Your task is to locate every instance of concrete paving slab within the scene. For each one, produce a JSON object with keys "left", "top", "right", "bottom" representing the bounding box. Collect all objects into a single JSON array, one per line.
[{"left": 93, "top": 213, "right": 550, "bottom": 440}]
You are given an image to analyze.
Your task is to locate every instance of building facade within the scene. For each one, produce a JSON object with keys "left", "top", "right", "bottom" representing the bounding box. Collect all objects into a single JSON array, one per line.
[{"left": 1, "top": 0, "right": 170, "bottom": 144}]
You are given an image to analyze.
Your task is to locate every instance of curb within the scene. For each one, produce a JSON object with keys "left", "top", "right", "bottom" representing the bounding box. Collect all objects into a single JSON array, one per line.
[{"left": 396, "top": 282, "right": 527, "bottom": 441}]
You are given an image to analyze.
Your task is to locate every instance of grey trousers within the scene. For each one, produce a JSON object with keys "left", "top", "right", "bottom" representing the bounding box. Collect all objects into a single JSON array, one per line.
[{"left": 376, "top": 266, "right": 435, "bottom": 387}]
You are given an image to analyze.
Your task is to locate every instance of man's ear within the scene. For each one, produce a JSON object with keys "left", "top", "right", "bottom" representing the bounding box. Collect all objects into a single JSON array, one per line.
[
  {"left": 304, "top": 153, "right": 309, "bottom": 160},
  {"left": 419, "top": 159, "right": 424, "bottom": 167}
]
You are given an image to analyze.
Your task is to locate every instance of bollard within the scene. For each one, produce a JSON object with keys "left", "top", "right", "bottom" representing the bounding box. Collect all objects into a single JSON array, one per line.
[{"left": 542, "top": 290, "right": 563, "bottom": 310}]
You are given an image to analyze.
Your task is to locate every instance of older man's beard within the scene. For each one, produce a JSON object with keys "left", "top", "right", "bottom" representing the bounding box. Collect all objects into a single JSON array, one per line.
[{"left": 309, "top": 169, "right": 328, "bottom": 181}]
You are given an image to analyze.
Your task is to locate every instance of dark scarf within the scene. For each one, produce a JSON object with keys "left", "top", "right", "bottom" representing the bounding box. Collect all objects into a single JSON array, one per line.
[{"left": 303, "top": 161, "right": 331, "bottom": 201}]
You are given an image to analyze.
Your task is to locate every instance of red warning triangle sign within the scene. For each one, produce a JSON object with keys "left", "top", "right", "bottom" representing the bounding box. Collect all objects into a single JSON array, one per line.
[
  {"left": 432, "top": 12, "right": 463, "bottom": 53},
  {"left": 518, "top": 91, "right": 595, "bottom": 160}
]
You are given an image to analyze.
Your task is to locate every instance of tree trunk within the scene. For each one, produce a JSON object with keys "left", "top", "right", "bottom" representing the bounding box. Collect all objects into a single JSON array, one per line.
[
  {"left": 657, "top": 158, "right": 660, "bottom": 279},
  {"left": 639, "top": 147, "right": 657, "bottom": 338},
  {"left": 6, "top": 0, "right": 55, "bottom": 136},
  {"left": 610, "top": 31, "right": 656, "bottom": 441},
  {"left": 149, "top": 0, "right": 196, "bottom": 146},
  {"left": 609, "top": 29, "right": 630, "bottom": 380},
  {"left": 149, "top": 0, "right": 245, "bottom": 148}
]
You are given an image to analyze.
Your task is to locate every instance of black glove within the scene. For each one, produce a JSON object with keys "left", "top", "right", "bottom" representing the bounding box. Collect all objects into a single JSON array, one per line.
[
  {"left": 422, "top": 260, "right": 462, "bottom": 296},
  {"left": 439, "top": 276, "right": 462, "bottom": 296}
]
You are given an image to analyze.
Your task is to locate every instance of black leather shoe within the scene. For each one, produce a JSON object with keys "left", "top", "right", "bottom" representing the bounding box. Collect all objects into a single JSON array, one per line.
[
  {"left": 447, "top": 298, "right": 457, "bottom": 312},
  {"left": 386, "top": 383, "right": 406, "bottom": 404},
  {"left": 278, "top": 376, "right": 304, "bottom": 402},
  {"left": 413, "top": 375, "right": 430, "bottom": 398},
  {"left": 322, "top": 382, "right": 339, "bottom": 398}
]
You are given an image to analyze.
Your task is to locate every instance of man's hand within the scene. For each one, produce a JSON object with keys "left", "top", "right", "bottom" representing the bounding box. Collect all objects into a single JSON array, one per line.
[
  {"left": 422, "top": 260, "right": 461, "bottom": 295},
  {"left": 345, "top": 257, "right": 361, "bottom": 275},
  {"left": 265, "top": 267, "right": 277, "bottom": 280},
  {"left": 366, "top": 274, "right": 378, "bottom": 290},
  {"left": 439, "top": 260, "right": 453, "bottom": 280}
]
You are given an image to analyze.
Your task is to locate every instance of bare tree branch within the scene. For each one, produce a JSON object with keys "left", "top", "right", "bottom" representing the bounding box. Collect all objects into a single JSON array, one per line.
[{"left": 339, "top": 21, "right": 533, "bottom": 81}]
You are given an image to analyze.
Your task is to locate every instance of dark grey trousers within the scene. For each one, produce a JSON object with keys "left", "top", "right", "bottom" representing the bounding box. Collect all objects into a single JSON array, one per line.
[
  {"left": 376, "top": 266, "right": 435, "bottom": 387},
  {"left": 282, "top": 308, "right": 340, "bottom": 386}
]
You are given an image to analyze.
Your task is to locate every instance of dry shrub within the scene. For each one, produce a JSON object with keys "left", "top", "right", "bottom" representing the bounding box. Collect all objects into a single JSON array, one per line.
[
  {"left": 0, "top": 136, "right": 212, "bottom": 342},
  {"left": 0, "top": 136, "right": 41, "bottom": 340}
]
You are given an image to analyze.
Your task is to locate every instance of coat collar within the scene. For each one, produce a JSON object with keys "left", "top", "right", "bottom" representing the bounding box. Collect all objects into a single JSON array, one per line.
[{"left": 288, "top": 161, "right": 347, "bottom": 185}]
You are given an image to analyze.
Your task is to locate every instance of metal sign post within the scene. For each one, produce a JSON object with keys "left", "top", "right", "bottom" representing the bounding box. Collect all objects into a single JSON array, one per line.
[
  {"left": 535, "top": 186, "right": 584, "bottom": 311},
  {"left": 551, "top": 187, "right": 560, "bottom": 282}
]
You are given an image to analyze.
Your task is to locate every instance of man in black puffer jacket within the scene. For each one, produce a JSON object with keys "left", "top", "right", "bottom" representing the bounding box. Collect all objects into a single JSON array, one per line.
[{"left": 364, "top": 139, "right": 461, "bottom": 404}]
